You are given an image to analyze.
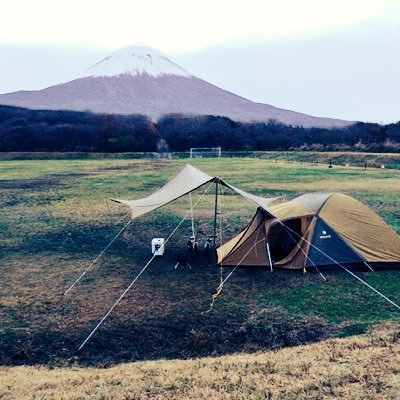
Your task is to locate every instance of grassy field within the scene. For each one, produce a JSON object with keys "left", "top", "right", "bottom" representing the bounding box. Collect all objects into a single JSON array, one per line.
[
  {"left": 1, "top": 323, "right": 399, "bottom": 399},
  {"left": 0, "top": 155, "right": 400, "bottom": 370},
  {"left": 1, "top": 150, "right": 400, "bottom": 169}
]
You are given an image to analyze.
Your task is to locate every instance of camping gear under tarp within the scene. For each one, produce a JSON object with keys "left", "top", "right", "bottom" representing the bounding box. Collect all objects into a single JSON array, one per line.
[
  {"left": 217, "top": 192, "right": 400, "bottom": 269},
  {"left": 70, "top": 164, "right": 281, "bottom": 349},
  {"left": 112, "top": 164, "right": 279, "bottom": 218},
  {"left": 67, "top": 164, "right": 280, "bottom": 296}
]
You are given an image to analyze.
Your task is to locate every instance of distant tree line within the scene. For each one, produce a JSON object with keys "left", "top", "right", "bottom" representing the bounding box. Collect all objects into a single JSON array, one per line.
[{"left": 0, "top": 105, "right": 399, "bottom": 152}]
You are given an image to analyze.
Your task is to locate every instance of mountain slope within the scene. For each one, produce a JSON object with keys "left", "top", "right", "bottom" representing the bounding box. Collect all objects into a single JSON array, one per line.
[{"left": 0, "top": 46, "right": 352, "bottom": 128}]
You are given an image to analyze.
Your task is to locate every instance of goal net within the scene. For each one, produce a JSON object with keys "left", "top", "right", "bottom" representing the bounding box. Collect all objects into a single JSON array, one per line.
[{"left": 189, "top": 147, "right": 222, "bottom": 158}]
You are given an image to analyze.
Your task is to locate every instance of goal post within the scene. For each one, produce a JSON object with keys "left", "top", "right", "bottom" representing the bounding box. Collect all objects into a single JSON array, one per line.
[{"left": 189, "top": 147, "right": 222, "bottom": 158}]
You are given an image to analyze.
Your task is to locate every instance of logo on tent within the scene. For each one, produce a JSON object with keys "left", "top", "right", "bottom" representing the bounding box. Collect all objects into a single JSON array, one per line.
[{"left": 319, "top": 230, "right": 332, "bottom": 239}]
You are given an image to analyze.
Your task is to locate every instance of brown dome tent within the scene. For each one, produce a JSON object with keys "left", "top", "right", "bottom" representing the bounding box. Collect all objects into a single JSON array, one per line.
[{"left": 217, "top": 192, "right": 400, "bottom": 270}]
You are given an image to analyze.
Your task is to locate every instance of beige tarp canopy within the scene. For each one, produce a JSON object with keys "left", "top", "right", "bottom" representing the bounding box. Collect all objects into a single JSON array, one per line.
[
  {"left": 218, "top": 192, "right": 400, "bottom": 268},
  {"left": 112, "top": 164, "right": 279, "bottom": 219}
]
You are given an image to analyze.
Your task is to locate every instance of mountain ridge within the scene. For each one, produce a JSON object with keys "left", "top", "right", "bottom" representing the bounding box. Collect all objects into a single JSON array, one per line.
[{"left": 0, "top": 46, "right": 353, "bottom": 128}]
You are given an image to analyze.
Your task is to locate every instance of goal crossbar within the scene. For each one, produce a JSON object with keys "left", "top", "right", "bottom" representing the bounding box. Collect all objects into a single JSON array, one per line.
[{"left": 190, "top": 147, "right": 222, "bottom": 158}]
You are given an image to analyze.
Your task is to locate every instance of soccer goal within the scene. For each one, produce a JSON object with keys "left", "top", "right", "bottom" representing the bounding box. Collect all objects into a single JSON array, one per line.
[{"left": 189, "top": 147, "right": 222, "bottom": 158}]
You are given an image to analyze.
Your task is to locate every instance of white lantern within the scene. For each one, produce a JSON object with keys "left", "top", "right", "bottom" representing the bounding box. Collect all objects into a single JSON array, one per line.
[{"left": 151, "top": 238, "right": 165, "bottom": 256}]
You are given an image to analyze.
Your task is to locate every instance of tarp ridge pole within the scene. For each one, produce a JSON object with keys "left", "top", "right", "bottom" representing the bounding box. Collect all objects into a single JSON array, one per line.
[
  {"left": 218, "top": 184, "right": 224, "bottom": 285},
  {"left": 189, "top": 192, "right": 195, "bottom": 239},
  {"left": 218, "top": 183, "right": 223, "bottom": 246},
  {"left": 78, "top": 181, "right": 215, "bottom": 350},
  {"left": 266, "top": 241, "right": 274, "bottom": 272},
  {"left": 64, "top": 218, "right": 132, "bottom": 296},
  {"left": 213, "top": 178, "right": 219, "bottom": 249}
]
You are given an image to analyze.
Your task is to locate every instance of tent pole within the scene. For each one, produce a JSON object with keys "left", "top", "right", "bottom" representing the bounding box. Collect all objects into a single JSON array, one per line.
[
  {"left": 189, "top": 192, "right": 195, "bottom": 239},
  {"left": 266, "top": 241, "right": 274, "bottom": 272},
  {"left": 364, "top": 261, "right": 374, "bottom": 272},
  {"left": 213, "top": 178, "right": 219, "bottom": 249}
]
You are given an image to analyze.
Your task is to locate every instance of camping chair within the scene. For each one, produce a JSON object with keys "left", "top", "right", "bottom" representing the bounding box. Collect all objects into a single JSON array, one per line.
[{"left": 175, "top": 254, "right": 191, "bottom": 270}]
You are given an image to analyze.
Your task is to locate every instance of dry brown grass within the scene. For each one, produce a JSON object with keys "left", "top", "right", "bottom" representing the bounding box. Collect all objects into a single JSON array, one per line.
[{"left": 1, "top": 324, "right": 399, "bottom": 400}]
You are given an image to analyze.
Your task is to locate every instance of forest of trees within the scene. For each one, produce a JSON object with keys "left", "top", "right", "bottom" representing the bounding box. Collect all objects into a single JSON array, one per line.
[{"left": 0, "top": 105, "right": 399, "bottom": 153}]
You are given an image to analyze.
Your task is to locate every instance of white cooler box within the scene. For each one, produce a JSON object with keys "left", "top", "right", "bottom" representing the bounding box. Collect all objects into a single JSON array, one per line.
[{"left": 151, "top": 238, "right": 165, "bottom": 256}]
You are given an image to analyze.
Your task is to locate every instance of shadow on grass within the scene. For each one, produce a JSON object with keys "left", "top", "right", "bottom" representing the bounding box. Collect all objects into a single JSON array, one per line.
[
  {"left": 2, "top": 218, "right": 137, "bottom": 259},
  {"left": 0, "top": 306, "right": 331, "bottom": 367}
]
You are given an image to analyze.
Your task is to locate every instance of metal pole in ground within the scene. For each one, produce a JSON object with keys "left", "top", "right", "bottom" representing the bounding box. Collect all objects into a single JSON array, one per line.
[
  {"left": 266, "top": 241, "right": 274, "bottom": 272},
  {"left": 213, "top": 178, "right": 219, "bottom": 250}
]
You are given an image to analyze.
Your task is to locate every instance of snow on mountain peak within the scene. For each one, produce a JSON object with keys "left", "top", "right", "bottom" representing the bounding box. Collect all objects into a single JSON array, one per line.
[{"left": 76, "top": 45, "right": 192, "bottom": 79}]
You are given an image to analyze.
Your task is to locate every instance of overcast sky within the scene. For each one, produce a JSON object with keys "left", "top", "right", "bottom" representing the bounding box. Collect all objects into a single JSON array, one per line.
[{"left": 0, "top": 0, "right": 399, "bottom": 123}]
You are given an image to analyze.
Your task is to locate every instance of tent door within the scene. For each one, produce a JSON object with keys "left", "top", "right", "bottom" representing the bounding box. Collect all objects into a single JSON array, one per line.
[{"left": 267, "top": 218, "right": 305, "bottom": 263}]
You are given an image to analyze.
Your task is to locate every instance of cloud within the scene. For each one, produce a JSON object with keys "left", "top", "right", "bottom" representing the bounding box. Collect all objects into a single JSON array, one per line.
[{"left": 1, "top": 0, "right": 399, "bottom": 52}]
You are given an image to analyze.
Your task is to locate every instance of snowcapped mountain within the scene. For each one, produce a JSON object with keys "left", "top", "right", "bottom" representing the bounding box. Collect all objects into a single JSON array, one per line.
[
  {"left": 0, "top": 46, "right": 352, "bottom": 128},
  {"left": 75, "top": 45, "right": 192, "bottom": 79}
]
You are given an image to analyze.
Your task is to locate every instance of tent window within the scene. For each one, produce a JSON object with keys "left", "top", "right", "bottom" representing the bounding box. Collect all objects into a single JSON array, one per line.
[{"left": 268, "top": 218, "right": 303, "bottom": 262}]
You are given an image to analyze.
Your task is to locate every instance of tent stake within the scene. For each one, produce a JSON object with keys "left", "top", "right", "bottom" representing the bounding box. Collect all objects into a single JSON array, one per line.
[{"left": 266, "top": 241, "right": 274, "bottom": 272}]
